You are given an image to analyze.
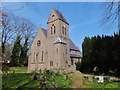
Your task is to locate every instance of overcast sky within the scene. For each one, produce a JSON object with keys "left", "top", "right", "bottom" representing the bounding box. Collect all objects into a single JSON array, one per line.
[{"left": 2, "top": 2, "right": 118, "bottom": 51}]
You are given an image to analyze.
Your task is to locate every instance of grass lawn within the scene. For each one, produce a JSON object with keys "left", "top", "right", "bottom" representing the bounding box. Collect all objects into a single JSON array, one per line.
[
  {"left": 2, "top": 67, "right": 120, "bottom": 88},
  {"left": 2, "top": 67, "right": 71, "bottom": 88},
  {"left": 83, "top": 77, "right": 120, "bottom": 88},
  {"left": 2, "top": 73, "right": 39, "bottom": 88},
  {"left": 8, "top": 67, "right": 28, "bottom": 73}
]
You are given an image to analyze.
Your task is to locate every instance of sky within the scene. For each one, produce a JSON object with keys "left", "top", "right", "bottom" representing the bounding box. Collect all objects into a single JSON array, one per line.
[{"left": 2, "top": 2, "right": 118, "bottom": 51}]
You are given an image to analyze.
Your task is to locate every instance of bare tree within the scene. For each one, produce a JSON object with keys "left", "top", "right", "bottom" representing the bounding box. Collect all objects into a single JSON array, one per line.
[
  {"left": 20, "top": 17, "right": 36, "bottom": 47},
  {"left": 9, "top": 16, "right": 36, "bottom": 66},
  {"left": 12, "top": 16, "right": 36, "bottom": 48},
  {"left": 103, "top": 1, "right": 120, "bottom": 27},
  {"left": 19, "top": 17, "right": 36, "bottom": 66},
  {"left": 1, "top": 11, "right": 15, "bottom": 63},
  {"left": 1, "top": 8, "right": 36, "bottom": 65}
]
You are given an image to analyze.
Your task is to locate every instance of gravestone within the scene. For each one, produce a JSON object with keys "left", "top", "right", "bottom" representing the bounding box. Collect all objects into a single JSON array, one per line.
[
  {"left": 95, "top": 76, "right": 104, "bottom": 83},
  {"left": 88, "top": 75, "right": 93, "bottom": 82}
]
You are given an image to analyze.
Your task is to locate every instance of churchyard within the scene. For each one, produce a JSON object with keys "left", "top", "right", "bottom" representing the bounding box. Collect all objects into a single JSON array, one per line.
[
  {"left": 1, "top": 67, "right": 120, "bottom": 88},
  {"left": 1, "top": 2, "right": 120, "bottom": 89}
]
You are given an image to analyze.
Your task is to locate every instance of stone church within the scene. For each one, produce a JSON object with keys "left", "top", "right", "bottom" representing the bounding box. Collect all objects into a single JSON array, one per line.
[{"left": 28, "top": 8, "right": 82, "bottom": 72}]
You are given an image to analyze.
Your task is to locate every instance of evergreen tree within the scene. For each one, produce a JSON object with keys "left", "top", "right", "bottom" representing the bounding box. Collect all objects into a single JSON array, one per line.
[
  {"left": 10, "top": 36, "right": 21, "bottom": 66},
  {"left": 20, "top": 38, "right": 29, "bottom": 66},
  {"left": 81, "top": 37, "right": 92, "bottom": 73},
  {"left": 81, "top": 31, "right": 120, "bottom": 77},
  {"left": 75, "top": 61, "right": 81, "bottom": 71}
]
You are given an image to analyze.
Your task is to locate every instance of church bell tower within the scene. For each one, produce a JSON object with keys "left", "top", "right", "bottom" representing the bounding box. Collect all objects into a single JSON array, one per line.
[
  {"left": 47, "top": 8, "right": 71, "bottom": 69},
  {"left": 47, "top": 8, "right": 69, "bottom": 39}
]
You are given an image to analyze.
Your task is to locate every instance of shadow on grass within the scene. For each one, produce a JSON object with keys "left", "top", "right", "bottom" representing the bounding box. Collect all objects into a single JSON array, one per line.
[
  {"left": 2, "top": 73, "right": 39, "bottom": 89},
  {"left": 17, "top": 80, "right": 39, "bottom": 89}
]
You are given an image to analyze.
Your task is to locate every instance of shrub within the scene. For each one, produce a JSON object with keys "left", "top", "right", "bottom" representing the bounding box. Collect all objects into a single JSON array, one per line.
[{"left": 31, "top": 70, "right": 38, "bottom": 80}]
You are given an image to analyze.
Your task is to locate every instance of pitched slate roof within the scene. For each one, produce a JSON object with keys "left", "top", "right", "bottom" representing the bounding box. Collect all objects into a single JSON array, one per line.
[
  {"left": 41, "top": 28, "right": 47, "bottom": 36},
  {"left": 53, "top": 9, "right": 68, "bottom": 24},
  {"left": 41, "top": 28, "right": 80, "bottom": 52},
  {"left": 70, "top": 39, "right": 80, "bottom": 51}
]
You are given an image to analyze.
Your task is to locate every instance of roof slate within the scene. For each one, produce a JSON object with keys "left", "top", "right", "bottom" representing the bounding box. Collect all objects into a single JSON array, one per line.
[
  {"left": 54, "top": 9, "right": 68, "bottom": 24},
  {"left": 70, "top": 39, "right": 80, "bottom": 51},
  {"left": 41, "top": 28, "right": 47, "bottom": 36}
]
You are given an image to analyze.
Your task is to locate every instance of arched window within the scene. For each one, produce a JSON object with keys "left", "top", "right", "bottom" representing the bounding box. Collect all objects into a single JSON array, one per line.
[
  {"left": 41, "top": 51, "right": 43, "bottom": 62},
  {"left": 62, "top": 26, "right": 64, "bottom": 34},
  {"left": 65, "top": 28, "right": 66, "bottom": 35},
  {"left": 36, "top": 53, "right": 39, "bottom": 62},
  {"left": 54, "top": 26, "right": 56, "bottom": 34},
  {"left": 50, "top": 61, "right": 53, "bottom": 66},
  {"left": 51, "top": 27, "right": 52, "bottom": 35},
  {"left": 66, "top": 48, "right": 67, "bottom": 54},
  {"left": 51, "top": 24, "right": 56, "bottom": 34}
]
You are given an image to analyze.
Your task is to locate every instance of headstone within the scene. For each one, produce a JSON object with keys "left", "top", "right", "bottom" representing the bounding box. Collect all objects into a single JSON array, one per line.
[
  {"left": 71, "top": 71, "right": 83, "bottom": 88},
  {"left": 98, "top": 76, "right": 104, "bottom": 83},
  {"left": 88, "top": 75, "right": 93, "bottom": 82}
]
